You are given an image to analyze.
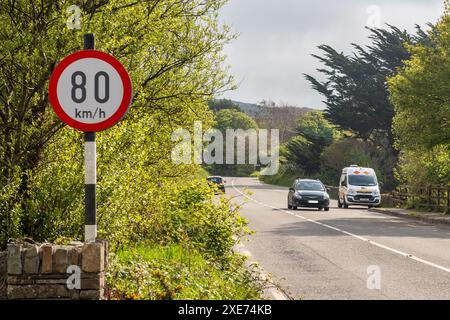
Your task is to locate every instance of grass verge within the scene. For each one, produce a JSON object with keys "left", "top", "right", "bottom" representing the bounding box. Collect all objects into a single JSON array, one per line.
[{"left": 259, "top": 173, "right": 297, "bottom": 188}]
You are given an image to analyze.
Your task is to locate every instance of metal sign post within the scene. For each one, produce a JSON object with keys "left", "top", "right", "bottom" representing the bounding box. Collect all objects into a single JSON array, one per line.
[{"left": 48, "top": 34, "right": 132, "bottom": 243}]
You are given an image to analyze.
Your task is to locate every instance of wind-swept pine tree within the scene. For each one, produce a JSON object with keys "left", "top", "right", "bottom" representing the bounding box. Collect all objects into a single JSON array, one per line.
[{"left": 305, "top": 25, "right": 434, "bottom": 149}]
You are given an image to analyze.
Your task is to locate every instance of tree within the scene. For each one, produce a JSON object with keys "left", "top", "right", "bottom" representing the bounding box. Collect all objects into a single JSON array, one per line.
[
  {"left": 0, "top": 0, "right": 233, "bottom": 185},
  {"left": 320, "top": 138, "right": 397, "bottom": 189},
  {"left": 0, "top": 0, "right": 234, "bottom": 246},
  {"left": 214, "top": 109, "right": 259, "bottom": 132},
  {"left": 304, "top": 25, "right": 435, "bottom": 190},
  {"left": 208, "top": 99, "right": 240, "bottom": 112},
  {"left": 295, "top": 111, "right": 337, "bottom": 147},
  {"left": 255, "top": 100, "right": 311, "bottom": 144},
  {"left": 305, "top": 25, "right": 432, "bottom": 148},
  {"left": 283, "top": 111, "right": 338, "bottom": 175},
  {"left": 389, "top": 4, "right": 450, "bottom": 186},
  {"left": 207, "top": 109, "right": 259, "bottom": 177}
]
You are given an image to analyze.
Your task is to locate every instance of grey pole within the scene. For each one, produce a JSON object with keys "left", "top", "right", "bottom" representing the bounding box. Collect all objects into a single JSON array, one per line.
[{"left": 84, "top": 34, "right": 97, "bottom": 242}]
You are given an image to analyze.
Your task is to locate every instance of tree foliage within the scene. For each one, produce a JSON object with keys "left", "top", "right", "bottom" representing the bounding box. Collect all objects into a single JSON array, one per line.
[
  {"left": 255, "top": 100, "right": 311, "bottom": 144},
  {"left": 283, "top": 111, "right": 338, "bottom": 176},
  {"left": 206, "top": 109, "right": 259, "bottom": 177},
  {"left": 0, "top": 0, "right": 233, "bottom": 185},
  {"left": 389, "top": 6, "right": 450, "bottom": 186},
  {"left": 208, "top": 99, "right": 240, "bottom": 112},
  {"left": 0, "top": 0, "right": 235, "bottom": 247},
  {"left": 305, "top": 25, "right": 432, "bottom": 147},
  {"left": 303, "top": 25, "right": 436, "bottom": 190},
  {"left": 320, "top": 138, "right": 397, "bottom": 188},
  {"left": 214, "top": 108, "right": 258, "bottom": 133}
]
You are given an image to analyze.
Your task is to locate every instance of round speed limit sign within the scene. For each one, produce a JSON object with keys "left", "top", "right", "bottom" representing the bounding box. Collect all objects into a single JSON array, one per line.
[{"left": 49, "top": 50, "right": 132, "bottom": 132}]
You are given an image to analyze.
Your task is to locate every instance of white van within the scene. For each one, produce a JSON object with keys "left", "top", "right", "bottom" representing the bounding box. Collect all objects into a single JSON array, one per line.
[{"left": 338, "top": 166, "right": 381, "bottom": 209}]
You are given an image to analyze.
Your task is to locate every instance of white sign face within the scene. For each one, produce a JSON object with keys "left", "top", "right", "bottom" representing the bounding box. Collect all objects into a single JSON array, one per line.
[
  {"left": 57, "top": 58, "right": 123, "bottom": 124},
  {"left": 49, "top": 50, "right": 132, "bottom": 132}
]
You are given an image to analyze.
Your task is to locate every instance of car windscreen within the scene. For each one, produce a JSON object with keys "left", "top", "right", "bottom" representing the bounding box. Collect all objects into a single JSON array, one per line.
[
  {"left": 348, "top": 175, "right": 377, "bottom": 186},
  {"left": 296, "top": 181, "right": 324, "bottom": 191},
  {"left": 207, "top": 178, "right": 223, "bottom": 184}
]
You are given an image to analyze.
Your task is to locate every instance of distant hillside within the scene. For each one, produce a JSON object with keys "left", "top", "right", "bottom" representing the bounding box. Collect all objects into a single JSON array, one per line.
[
  {"left": 210, "top": 99, "right": 317, "bottom": 143},
  {"left": 234, "top": 101, "right": 317, "bottom": 143},
  {"left": 231, "top": 100, "right": 314, "bottom": 117},
  {"left": 211, "top": 99, "right": 315, "bottom": 117},
  {"left": 231, "top": 101, "right": 264, "bottom": 117}
]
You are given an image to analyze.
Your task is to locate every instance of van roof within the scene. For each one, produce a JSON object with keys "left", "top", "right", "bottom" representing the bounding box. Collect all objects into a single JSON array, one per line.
[
  {"left": 295, "top": 178, "right": 322, "bottom": 182},
  {"left": 343, "top": 167, "right": 376, "bottom": 175}
]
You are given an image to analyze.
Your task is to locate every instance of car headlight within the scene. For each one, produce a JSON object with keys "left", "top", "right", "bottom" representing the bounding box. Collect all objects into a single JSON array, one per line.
[
  {"left": 323, "top": 194, "right": 330, "bottom": 200},
  {"left": 373, "top": 191, "right": 380, "bottom": 196},
  {"left": 295, "top": 192, "right": 302, "bottom": 199},
  {"left": 347, "top": 189, "right": 356, "bottom": 195}
]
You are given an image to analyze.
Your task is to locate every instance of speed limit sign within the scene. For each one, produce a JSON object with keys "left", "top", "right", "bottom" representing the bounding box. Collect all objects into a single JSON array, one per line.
[{"left": 49, "top": 50, "right": 132, "bottom": 132}]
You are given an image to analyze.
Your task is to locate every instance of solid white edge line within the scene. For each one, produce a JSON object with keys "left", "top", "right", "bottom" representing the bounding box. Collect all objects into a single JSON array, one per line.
[{"left": 231, "top": 179, "right": 450, "bottom": 274}]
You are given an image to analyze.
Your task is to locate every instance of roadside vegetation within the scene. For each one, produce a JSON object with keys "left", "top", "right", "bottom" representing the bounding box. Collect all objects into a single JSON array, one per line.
[
  {"left": 270, "top": 24, "right": 433, "bottom": 191},
  {"left": 261, "top": 4, "right": 450, "bottom": 214},
  {"left": 205, "top": 108, "right": 259, "bottom": 177},
  {"left": 388, "top": 9, "right": 450, "bottom": 194},
  {"left": 106, "top": 244, "right": 264, "bottom": 300},
  {"left": 0, "top": 0, "right": 265, "bottom": 299}
]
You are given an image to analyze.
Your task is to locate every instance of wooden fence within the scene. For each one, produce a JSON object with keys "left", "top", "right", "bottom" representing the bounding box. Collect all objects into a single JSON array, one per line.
[{"left": 392, "top": 185, "right": 450, "bottom": 213}]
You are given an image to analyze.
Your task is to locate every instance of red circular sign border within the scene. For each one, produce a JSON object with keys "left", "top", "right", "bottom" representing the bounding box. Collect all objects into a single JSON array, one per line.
[{"left": 49, "top": 50, "right": 132, "bottom": 132}]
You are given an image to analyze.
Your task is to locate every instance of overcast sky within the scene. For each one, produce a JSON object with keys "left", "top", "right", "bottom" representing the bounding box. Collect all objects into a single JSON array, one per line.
[{"left": 219, "top": 0, "right": 445, "bottom": 109}]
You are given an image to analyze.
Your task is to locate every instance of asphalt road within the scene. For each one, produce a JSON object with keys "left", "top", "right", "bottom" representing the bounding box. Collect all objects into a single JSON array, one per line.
[{"left": 228, "top": 177, "right": 450, "bottom": 300}]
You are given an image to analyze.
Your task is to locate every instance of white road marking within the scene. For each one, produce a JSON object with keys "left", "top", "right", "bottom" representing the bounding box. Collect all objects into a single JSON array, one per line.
[{"left": 231, "top": 179, "right": 450, "bottom": 274}]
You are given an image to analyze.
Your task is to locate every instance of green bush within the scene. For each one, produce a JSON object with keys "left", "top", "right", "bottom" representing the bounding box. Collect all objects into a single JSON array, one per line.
[
  {"left": 106, "top": 244, "right": 264, "bottom": 300},
  {"left": 147, "top": 183, "right": 251, "bottom": 262},
  {"left": 206, "top": 109, "right": 259, "bottom": 177},
  {"left": 260, "top": 173, "right": 296, "bottom": 188},
  {"left": 250, "top": 171, "right": 261, "bottom": 178},
  {"left": 0, "top": 0, "right": 234, "bottom": 249},
  {"left": 2, "top": 115, "right": 251, "bottom": 257},
  {"left": 0, "top": 170, "right": 23, "bottom": 245},
  {"left": 388, "top": 10, "right": 450, "bottom": 190}
]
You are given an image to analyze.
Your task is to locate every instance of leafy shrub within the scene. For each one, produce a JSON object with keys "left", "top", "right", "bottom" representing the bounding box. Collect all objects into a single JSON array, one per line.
[
  {"left": 3, "top": 114, "right": 250, "bottom": 257},
  {"left": 260, "top": 172, "right": 297, "bottom": 188},
  {"left": 0, "top": 0, "right": 234, "bottom": 249},
  {"left": 388, "top": 10, "right": 450, "bottom": 191},
  {"left": 147, "top": 182, "right": 251, "bottom": 262},
  {"left": 250, "top": 171, "right": 261, "bottom": 178},
  {"left": 206, "top": 109, "right": 259, "bottom": 177},
  {"left": 106, "top": 244, "right": 264, "bottom": 300},
  {"left": 0, "top": 170, "right": 23, "bottom": 246}
]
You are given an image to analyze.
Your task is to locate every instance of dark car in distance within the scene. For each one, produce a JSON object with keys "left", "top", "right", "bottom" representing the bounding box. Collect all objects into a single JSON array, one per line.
[
  {"left": 288, "top": 179, "right": 330, "bottom": 211},
  {"left": 207, "top": 176, "right": 226, "bottom": 193}
]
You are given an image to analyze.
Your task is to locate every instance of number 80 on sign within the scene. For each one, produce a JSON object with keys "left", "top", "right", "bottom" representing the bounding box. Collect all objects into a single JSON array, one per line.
[{"left": 49, "top": 50, "right": 132, "bottom": 132}]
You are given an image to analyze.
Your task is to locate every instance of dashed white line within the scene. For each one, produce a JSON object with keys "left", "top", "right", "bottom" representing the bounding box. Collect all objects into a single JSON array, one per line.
[{"left": 231, "top": 179, "right": 450, "bottom": 275}]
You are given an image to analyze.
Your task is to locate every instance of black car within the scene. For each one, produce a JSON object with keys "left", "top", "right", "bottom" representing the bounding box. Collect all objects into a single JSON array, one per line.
[
  {"left": 207, "top": 176, "right": 226, "bottom": 193},
  {"left": 288, "top": 179, "right": 330, "bottom": 211}
]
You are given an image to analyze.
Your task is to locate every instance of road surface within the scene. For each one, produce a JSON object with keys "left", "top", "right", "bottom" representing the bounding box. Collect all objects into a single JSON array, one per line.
[{"left": 228, "top": 177, "right": 450, "bottom": 300}]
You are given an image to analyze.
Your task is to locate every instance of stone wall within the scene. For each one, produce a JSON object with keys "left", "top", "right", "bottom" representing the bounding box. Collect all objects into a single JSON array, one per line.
[
  {"left": 0, "top": 251, "right": 6, "bottom": 299},
  {"left": 5, "top": 241, "right": 108, "bottom": 300}
]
